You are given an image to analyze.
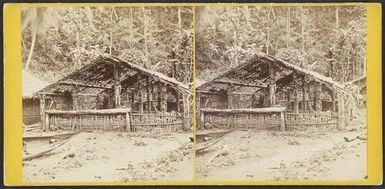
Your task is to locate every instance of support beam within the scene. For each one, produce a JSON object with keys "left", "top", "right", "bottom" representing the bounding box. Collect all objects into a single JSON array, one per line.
[
  {"left": 214, "top": 80, "right": 267, "bottom": 88},
  {"left": 268, "top": 64, "right": 277, "bottom": 106},
  {"left": 72, "top": 85, "right": 80, "bottom": 111},
  {"left": 332, "top": 92, "right": 336, "bottom": 112},
  {"left": 227, "top": 85, "right": 235, "bottom": 109},
  {"left": 302, "top": 76, "right": 307, "bottom": 113},
  {"left": 314, "top": 83, "right": 322, "bottom": 112},
  {"left": 280, "top": 111, "right": 285, "bottom": 131},
  {"left": 182, "top": 93, "right": 190, "bottom": 131},
  {"left": 196, "top": 92, "right": 201, "bottom": 129},
  {"left": 58, "top": 81, "right": 110, "bottom": 89},
  {"left": 286, "top": 89, "right": 291, "bottom": 110},
  {"left": 337, "top": 93, "right": 345, "bottom": 130},
  {"left": 138, "top": 75, "right": 144, "bottom": 114},
  {"left": 39, "top": 94, "right": 46, "bottom": 131},
  {"left": 175, "top": 91, "right": 180, "bottom": 112},
  {"left": 293, "top": 72, "right": 299, "bottom": 113},
  {"left": 160, "top": 83, "right": 167, "bottom": 112},
  {"left": 113, "top": 64, "right": 122, "bottom": 108},
  {"left": 146, "top": 77, "right": 151, "bottom": 113}
]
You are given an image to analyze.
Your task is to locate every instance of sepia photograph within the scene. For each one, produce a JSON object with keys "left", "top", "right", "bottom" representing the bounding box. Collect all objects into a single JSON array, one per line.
[
  {"left": 21, "top": 6, "right": 194, "bottom": 182},
  {"left": 195, "top": 6, "right": 367, "bottom": 181}
]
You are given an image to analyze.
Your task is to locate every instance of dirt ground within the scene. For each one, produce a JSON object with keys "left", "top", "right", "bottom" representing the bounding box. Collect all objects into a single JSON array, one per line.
[
  {"left": 23, "top": 129, "right": 193, "bottom": 183},
  {"left": 196, "top": 112, "right": 367, "bottom": 181}
]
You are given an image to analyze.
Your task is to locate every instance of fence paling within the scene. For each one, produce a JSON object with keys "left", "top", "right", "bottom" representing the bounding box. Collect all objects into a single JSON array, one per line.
[
  {"left": 285, "top": 112, "right": 338, "bottom": 130},
  {"left": 46, "top": 110, "right": 185, "bottom": 132},
  {"left": 201, "top": 108, "right": 286, "bottom": 130}
]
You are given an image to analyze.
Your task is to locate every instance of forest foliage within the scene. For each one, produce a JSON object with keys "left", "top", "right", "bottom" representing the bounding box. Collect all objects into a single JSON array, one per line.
[
  {"left": 21, "top": 7, "right": 193, "bottom": 84},
  {"left": 196, "top": 6, "right": 367, "bottom": 83}
]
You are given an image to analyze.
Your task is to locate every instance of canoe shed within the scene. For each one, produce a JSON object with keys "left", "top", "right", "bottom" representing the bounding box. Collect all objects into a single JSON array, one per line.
[
  {"left": 23, "top": 71, "right": 50, "bottom": 125},
  {"left": 196, "top": 53, "right": 352, "bottom": 131},
  {"left": 37, "top": 54, "right": 191, "bottom": 132}
]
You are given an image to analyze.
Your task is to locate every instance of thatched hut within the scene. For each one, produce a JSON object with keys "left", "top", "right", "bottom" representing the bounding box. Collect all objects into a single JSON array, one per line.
[
  {"left": 23, "top": 71, "right": 49, "bottom": 125},
  {"left": 36, "top": 54, "right": 191, "bottom": 132},
  {"left": 196, "top": 53, "right": 352, "bottom": 131}
]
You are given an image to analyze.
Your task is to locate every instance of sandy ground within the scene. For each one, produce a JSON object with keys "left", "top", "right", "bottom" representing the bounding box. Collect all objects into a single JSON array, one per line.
[
  {"left": 197, "top": 113, "right": 367, "bottom": 181},
  {"left": 23, "top": 129, "right": 193, "bottom": 183}
]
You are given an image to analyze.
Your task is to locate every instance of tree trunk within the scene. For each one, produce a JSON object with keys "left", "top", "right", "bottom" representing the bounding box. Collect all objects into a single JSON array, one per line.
[
  {"left": 268, "top": 64, "right": 276, "bottom": 106},
  {"left": 129, "top": 8, "right": 134, "bottom": 49},
  {"left": 25, "top": 24, "right": 37, "bottom": 72},
  {"left": 178, "top": 7, "right": 182, "bottom": 28},
  {"left": 335, "top": 6, "right": 339, "bottom": 28},
  {"left": 266, "top": 8, "right": 270, "bottom": 55},
  {"left": 286, "top": 7, "right": 290, "bottom": 48},
  {"left": 109, "top": 7, "right": 113, "bottom": 55},
  {"left": 143, "top": 7, "right": 149, "bottom": 68}
]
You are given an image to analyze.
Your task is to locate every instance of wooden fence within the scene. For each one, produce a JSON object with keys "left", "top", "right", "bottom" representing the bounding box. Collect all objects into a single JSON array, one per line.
[
  {"left": 285, "top": 112, "right": 338, "bottom": 130},
  {"left": 45, "top": 108, "right": 185, "bottom": 132},
  {"left": 130, "top": 112, "right": 184, "bottom": 132},
  {"left": 200, "top": 107, "right": 286, "bottom": 131}
]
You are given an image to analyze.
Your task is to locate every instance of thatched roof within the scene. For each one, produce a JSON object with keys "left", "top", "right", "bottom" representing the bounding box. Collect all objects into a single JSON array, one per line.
[
  {"left": 197, "top": 52, "right": 346, "bottom": 94},
  {"left": 38, "top": 54, "right": 190, "bottom": 96},
  {"left": 23, "top": 71, "right": 49, "bottom": 98}
]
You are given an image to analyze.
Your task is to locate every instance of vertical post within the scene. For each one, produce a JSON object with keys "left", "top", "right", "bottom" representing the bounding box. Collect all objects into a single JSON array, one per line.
[
  {"left": 146, "top": 77, "right": 151, "bottom": 113},
  {"left": 337, "top": 93, "right": 345, "bottom": 130},
  {"left": 227, "top": 85, "right": 234, "bottom": 109},
  {"left": 182, "top": 93, "right": 190, "bottom": 131},
  {"left": 113, "top": 64, "right": 122, "bottom": 108},
  {"left": 302, "top": 76, "right": 307, "bottom": 112},
  {"left": 286, "top": 89, "right": 291, "bottom": 110},
  {"left": 39, "top": 94, "right": 46, "bottom": 131},
  {"left": 200, "top": 111, "right": 205, "bottom": 130},
  {"left": 125, "top": 112, "right": 131, "bottom": 132},
  {"left": 314, "top": 83, "right": 322, "bottom": 112},
  {"left": 332, "top": 91, "right": 336, "bottom": 112},
  {"left": 293, "top": 72, "right": 299, "bottom": 113},
  {"left": 72, "top": 85, "right": 79, "bottom": 110},
  {"left": 280, "top": 111, "right": 285, "bottom": 131},
  {"left": 227, "top": 92, "right": 233, "bottom": 109},
  {"left": 196, "top": 92, "right": 201, "bottom": 128},
  {"left": 160, "top": 83, "right": 167, "bottom": 112},
  {"left": 175, "top": 91, "right": 180, "bottom": 112},
  {"left": 138, "top": 75, "right": 143, "bottom": 114},
  {"left": 269, "top": 63, "right": 277, "bottom": 106},
  {"left": 45, "top": 112, "right": 50, "bottom": 131}
]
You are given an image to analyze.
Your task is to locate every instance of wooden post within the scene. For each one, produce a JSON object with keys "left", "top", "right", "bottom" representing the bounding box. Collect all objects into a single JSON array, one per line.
[
  {"left": 337, "top": 93, "right": 345, "bottom": 130},
  {"left": 182, "top": 93, "right": 190, "bottom": 131},
  {"left": 332, "top": 91, "right": 336, "bottom": 112},
  {"left": 175, "top": 91, "right": 180, "bottom": 112},
  {"left": 39, "top": 94, "right": 46, "bottom": 131},
  {"left": 45, "top": 112, "right": 50, "bottom": 131},
  {"left": 72, "top": 85, "right": 79, "bottom": 110},
  {"left": 113, "top": 64, "right": 122, "bottom": 108},
  {"left": 268, "top": 63, "right": 276, "bottom": 106},
  {"left": 125, "top": 112, "right": 131, "bottom": 132},
  {"left": 200, "top": 111, "right": 205, "bottom": 130},
  {"left": 160, "top": 83, "right": 167, "bottom": 112},
  {"left": 227, "top": 84, "right": 234, "bottom": 109},
  {"left": 280, "top": 111, "right": 285, "bottom": 131},
  {"left": 286, "top": 89, "right": 291, "bottom": 110},
  {"left": 314, "top": 83, "right": 322, "bottom": 112},
  {"left": 146, "top": 77, "right": 151, "bottom": 113},
  {"left": 227, "top": 92, "right": 233, "bottom": 109},
  {"left": 138, "top": 75, "right": 144, "bottom": 114},
  {"left": 293, "top": 73, "right": 299, "bottom": 113},
  {"left": 302, "top": 76, "right": 307, "bottom": 113},
  {"left": 196, "top": 92, "right": 201, "bottom": 128}
]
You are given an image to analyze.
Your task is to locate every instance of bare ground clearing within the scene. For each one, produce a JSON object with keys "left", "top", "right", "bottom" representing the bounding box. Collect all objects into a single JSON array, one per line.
[
  {"left": 196, "top": 113, "right": 367, "bottom": 181},
  {"left": 23, "top": 129, "right": 193, "bottom": 183}
]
